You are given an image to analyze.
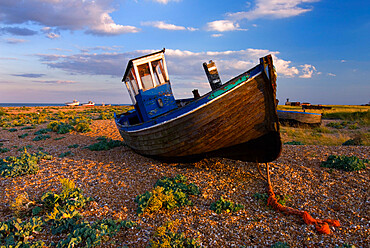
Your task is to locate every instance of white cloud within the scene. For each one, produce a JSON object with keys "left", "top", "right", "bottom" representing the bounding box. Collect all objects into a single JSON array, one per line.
[
  {"left": 211, "top": 34, "right": 223, "bottom": 38},
  {"left": 299, "top": 64, "right": 317, "bottom": 78},
  {"left": 35, "top": 48, "right": 315, "bottom": 95},
  {"left": 141, "top": 21, "right": 196, "bottom": 31},
  {"left": 87, "top": 13, "right": 140, "bottom": 35},
  {"left": 206, "top": 20, "right": 246, "bottom": 32},
  {"left": 33, "top": 48, "right": 319, "bottom": 98},
  {"left": 142, "top": 21, "right": 185, "bottom": 30},
  {"left": 0, "top": 0, "right": 140, "bottom": 36},
  {"left": 341, "top": 60, "right": 346, "bottom": 63},
  {"left": 229, "top": 0, "right": 320, "bottom": 20},
  {"left": 327, "top": 73, "right": 336, "bottom": 77}
]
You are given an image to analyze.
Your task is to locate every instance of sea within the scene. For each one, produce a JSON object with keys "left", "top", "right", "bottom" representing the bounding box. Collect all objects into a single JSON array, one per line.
[{"left": 0, "top": 103, "right": 129, "bottom": 107}]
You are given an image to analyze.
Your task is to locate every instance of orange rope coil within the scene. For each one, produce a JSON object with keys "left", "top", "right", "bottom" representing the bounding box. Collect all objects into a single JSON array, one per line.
[{"left": 265, "top": 163, "right": 340, "bottom": 234}]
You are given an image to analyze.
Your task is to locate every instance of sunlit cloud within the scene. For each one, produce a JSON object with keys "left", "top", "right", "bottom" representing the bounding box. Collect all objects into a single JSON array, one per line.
[
  {"left": 229, "top": 0, "right": 320, "bottom": 20},
  {"left": 299, "top": 64, "right": 317, "bottom": 78},
  {"left": 0, "top": 0, "right": 140, "bottom": 36},
  {"left": 34, "top": 48, "right": 313, "bottom": 81},
  {"left": 206, "top": 20, "right": 246, "bottom": 32},
  {"left": 141, "top": 21, "right": 196, "bottom": 31},
  {"left": 327, "top": 73, "right": 336, "bottom": 77},
  {"left": 211, "top": 34, "right": 223, "bottom": 38}
]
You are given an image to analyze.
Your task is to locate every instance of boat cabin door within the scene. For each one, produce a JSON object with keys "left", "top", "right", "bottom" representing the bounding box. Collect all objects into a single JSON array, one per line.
[{"left": 122, "top": 49, "right": 177, "bottom": 122}]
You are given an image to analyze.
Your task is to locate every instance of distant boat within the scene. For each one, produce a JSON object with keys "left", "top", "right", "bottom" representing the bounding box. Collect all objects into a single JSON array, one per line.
[
  {"left": 82, "top": 101, "right": 95, "bottom": 106},
  {"left": 114, "top": 49, "right": 281, "bottom": 163},
  {"left": 277, "top": 110, "right": 322, "bottom": 127},
  {"left": 65, "top": 99, "right": 79, "bottom": 106}
]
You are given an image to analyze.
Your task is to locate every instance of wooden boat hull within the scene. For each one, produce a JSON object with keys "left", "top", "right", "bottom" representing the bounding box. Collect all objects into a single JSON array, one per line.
[
  {"left": 277, "top": 110, "right": 322, "bottom": 127},
  {"left": 115, "top": 55, "right": 281, "bottom": 163}
]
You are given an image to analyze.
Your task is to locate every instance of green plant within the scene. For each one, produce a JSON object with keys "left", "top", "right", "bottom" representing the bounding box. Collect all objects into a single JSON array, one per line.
[
  {"left": 21, "top": 126, "right": 35, "bottom": 130},
  {"left": 8, "top": 128, "right": 18, "bottom": 132},
  {"left": 87, "top": 137, "right": 125, "bottom": 151},
  {"left": 0, "top": 147, "right": 10, "bottom": 153},
  {"left": 149, "top": 221, "right": 201, "bottom": 248},
  {"left": 54, "top": 137, "right": 66, "bottom": 140},
  {"left": 342, "top": 137, "right": 363, "bottom": 146},
  {"left": 10, "top": 192, "right": 35, "bottom": 217},
  {"left": 348, "top": 123, "right": 359, "bottom": 130},
  {"left": 0, "top": 217, "right": 44, "bottom": 247},
  {"left": 34, "top": 128, "right": 52, "bottom": 135},
  {"left": 32, "top": 134, "right": 51, "bottom": 141},
  {"left": 55, "top": 218, "right": 136, "bottom": 248},
  {"left": 48, "top": 121, "right": 74, "bottom": 134},
  {"left": 135, "top": 174, "right": 200, "bottom": 215},
  {"left": 321, "top": 155, "right": 368, "bottom": 172},
  {"left": 0, "top": 150, "right": 52, "bottom": 177},
  {"left": 326, "top": 121, "right": 348, "bottom": 129},
  {"left": 210, "top": 196, "right": 244, "bottom": 214},
  {"left": 59, "top": 151, "right": 73, "bottom": 158},
  {"left": 68, "top": 144, "right": 79, "bottom": 149},
  {"left": 335, "top": 244, "right": 356, "bottom": 248},
  {"left": 253, "top": 193, "right": 290, "bottom": 207},
  {"left": 284, "top": 141, "right": 304, "bottom": 145},
  {"left": 40, "top": 178, "right": 93, "bottom": 212},
  {"left": 18, "top": 133, "right": 29, "bottom": 139},
  {"left": 271, "top": 242, "right": 290, "bottom": 248},
  {"left": 323, "top": 110, "right": 370, "bottom": 125}
]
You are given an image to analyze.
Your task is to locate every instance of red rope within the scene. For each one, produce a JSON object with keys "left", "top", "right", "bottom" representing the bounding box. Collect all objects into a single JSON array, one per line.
[{"left": 265, "top": 163, "right": 340, "bottom": 234}]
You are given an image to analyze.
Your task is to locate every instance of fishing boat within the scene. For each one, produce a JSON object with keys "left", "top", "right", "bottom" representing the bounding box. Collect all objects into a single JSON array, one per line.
[
  {"left": 114, "top": 49, "right": 281, "bottom": 162},
  {"left": 65, "top": 99, "right": 79, "bottom": 106},
  {"left": 277, "top": 110, "right": 322, "bottom": 127},
  {"left": 82, "top": 101, "right": 95, "bottom": 106}
]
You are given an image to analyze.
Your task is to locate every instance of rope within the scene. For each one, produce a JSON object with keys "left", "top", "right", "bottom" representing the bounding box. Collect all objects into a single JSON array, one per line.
[{"left": 265, "top": 163, "right": 340, "bottom": 234}]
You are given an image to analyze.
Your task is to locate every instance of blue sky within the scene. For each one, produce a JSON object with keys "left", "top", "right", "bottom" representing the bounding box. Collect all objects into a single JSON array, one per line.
[{"left": 0, "top": 0, "right": 369, "bottom": 105}]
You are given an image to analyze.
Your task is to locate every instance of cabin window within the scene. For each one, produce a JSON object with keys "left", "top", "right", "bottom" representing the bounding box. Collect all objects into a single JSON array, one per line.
[
  {"left": 125, "top": 80, "right": 136, "bottom": 104},
  {"left": 151, "top": 59, "right": 166, "bottom": 85},
  {"left": 128, "top": 70, "right": 139, "bottom": 95},
  {"left": 138, "top": 63, "right": 154, "bottom": 90}
]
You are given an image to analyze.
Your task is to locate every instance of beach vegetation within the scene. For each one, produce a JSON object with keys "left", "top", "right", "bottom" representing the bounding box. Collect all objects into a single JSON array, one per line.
[
  {"left": 0, "top": 150, "right": 52, "bottom": 177},
  {"left": 253, "top": 192, "right": 290, "bottom": 207},
  {"left": 59, "top": 151, "right": 73, "bottom": 158},
  {"left": 21, "top": 126, "right": 36, "bottom": 130},
  {"left": 149, "top": 220, "right": 201, "bottom": 248},
  {"left": 33, "top": 134, "right": 51, "bottom": 141},
  {"left": 342, "top": 137, "right": 363, "bottom": 146},
  {"left": 271, "top": 242, "right": 290, "bottom": 248},
  {"left": 34, "top": 128, "right": 52, "bottom": 135},
  {"left": 135, "top": 174, "right": 200, "bottom": 215},
  {"left": 210, "top": 196, "right": 244, "bottom": 214},
  {"left": 1, "top": 178, "right": 135, "bottom": 248},
  {"left": 48, "top": 121, "right": 74, "bottom": 134},
  {"left": 0, "top": 147, "right": 10, "bottom": 153},
  {"left": 87, "top": 137, "right": 125, "bottom": 151},
  {"left": 284, "top": 141, "right": 304, "bottom": 145},
  {"left": 321, "top": 155, "right": 368, "bottom": 172},
  {"left": 68, "top": 144, "right": 79, "bottom": 149},
  {"left": 18, "top": 133, "right": 29, "bottom": 139},
  {"left": 8, "top": 128, "right": 18, "bottom": 132}
]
